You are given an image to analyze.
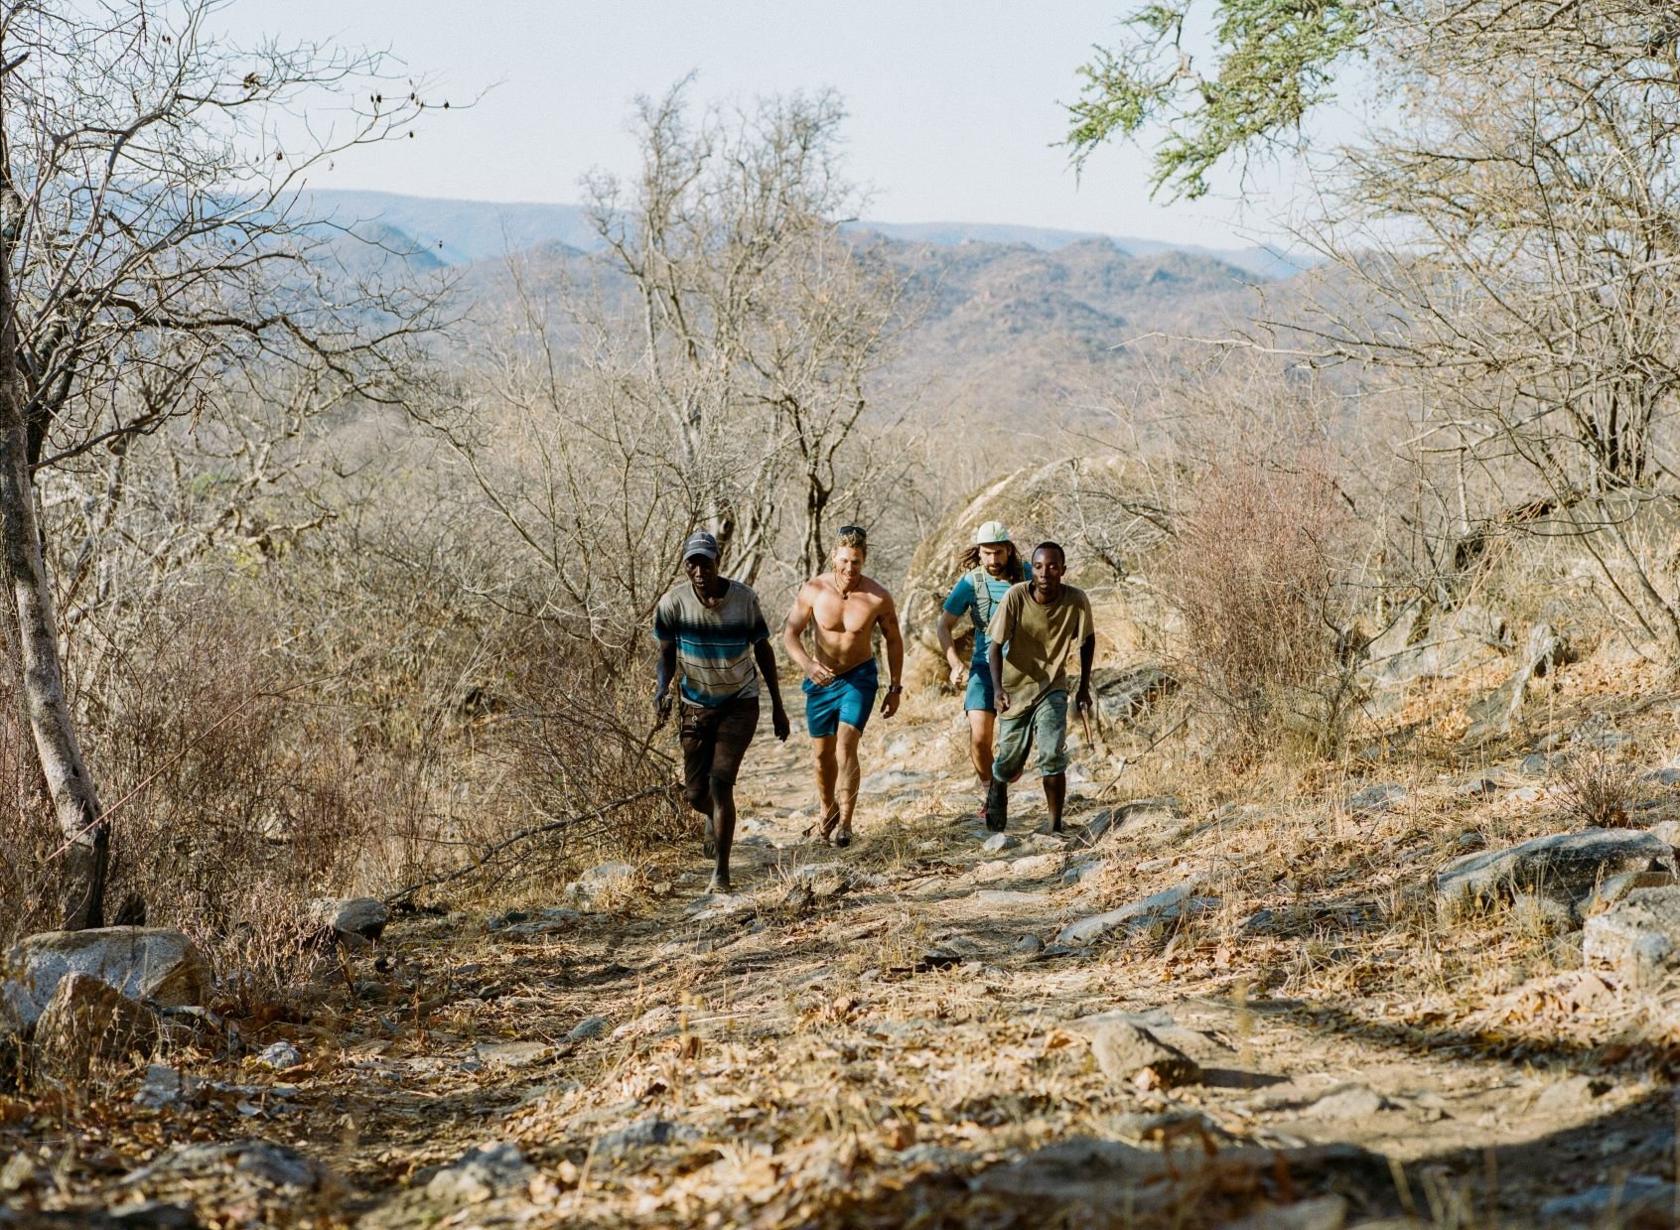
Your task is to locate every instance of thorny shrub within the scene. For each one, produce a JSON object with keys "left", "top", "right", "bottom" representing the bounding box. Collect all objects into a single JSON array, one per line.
[
  {"left": 1550, "top": 747, "right": 1639, "bottom": 829},
  {"left": 1163, "top": 462, "right": 1356, "bottom": 757}
]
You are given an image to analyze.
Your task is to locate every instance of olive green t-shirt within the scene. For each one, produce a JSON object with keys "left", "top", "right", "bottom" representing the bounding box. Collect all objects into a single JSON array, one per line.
[{"left": 988, "top": 583, "right": 1095, "bottom": 711}]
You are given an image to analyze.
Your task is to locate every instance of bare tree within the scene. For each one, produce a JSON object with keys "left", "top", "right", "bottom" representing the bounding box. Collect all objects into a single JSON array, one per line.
[
  {"left": 0, "top": 0, "right": 445, "bottom": 927},
  {"left": 581, "top": 81, "right": 903, "bottom": 583}
]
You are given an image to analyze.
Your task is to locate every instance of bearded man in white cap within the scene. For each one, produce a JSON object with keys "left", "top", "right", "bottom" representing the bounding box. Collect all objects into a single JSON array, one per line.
[{"left": 935, "top": 520, "right": 1029, "bottom": 826}]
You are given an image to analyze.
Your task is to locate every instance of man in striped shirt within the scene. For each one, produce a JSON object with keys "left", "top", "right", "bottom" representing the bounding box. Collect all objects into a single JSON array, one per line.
[{"left": 654, "top": 530, "right": 789, "bottom": 894}]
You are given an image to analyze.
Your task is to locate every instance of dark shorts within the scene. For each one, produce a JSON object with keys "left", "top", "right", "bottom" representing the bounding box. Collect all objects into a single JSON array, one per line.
[
  {"left": 803, "top": 658, "right": 879, "bottom": 738},
  {"left": 679, "top": 696, "right": 759, "bottom": 805}
]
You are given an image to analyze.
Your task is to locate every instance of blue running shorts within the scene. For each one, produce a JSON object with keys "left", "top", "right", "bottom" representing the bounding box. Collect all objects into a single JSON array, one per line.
[{"left": 803, "top": 658, "right": 879, "bottom": 738}]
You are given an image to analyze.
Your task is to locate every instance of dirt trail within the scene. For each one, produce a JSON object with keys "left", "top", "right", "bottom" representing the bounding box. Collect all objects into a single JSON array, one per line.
[{"left": 17, "top": 697, "right": 1679, "bottom": 1228}]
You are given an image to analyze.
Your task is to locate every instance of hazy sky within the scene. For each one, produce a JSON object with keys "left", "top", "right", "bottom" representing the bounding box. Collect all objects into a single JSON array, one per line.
[{"left": 218, "top": 0, "right": 1345, "bottom": 251}]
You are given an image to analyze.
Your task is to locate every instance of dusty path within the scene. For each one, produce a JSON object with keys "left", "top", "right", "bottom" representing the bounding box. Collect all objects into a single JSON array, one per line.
[{"left": 16, "top": 697, "right": 1679, "bottom": 1228}]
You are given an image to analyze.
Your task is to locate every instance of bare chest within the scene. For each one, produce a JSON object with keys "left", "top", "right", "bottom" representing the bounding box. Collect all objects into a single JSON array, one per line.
[{"left": 811, "top": 588, "right": 882, "bottom": 635}]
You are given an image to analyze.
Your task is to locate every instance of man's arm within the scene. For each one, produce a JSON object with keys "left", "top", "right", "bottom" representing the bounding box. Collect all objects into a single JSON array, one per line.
[
  {"left": 654, "top": 640, "right": 677, "bottom": 722},
  {"left": 1075, "top": 633, "right": 1096, "bottom": 715},
  {"left": 936, "top": 609, "right": 967, "bottom": 686},
  {"left": 1074, "top": 592, "right": 1096, "bottom": 714},
  {"left": 987, "top": 587, "right": 1017, "bottom": 714},
  {"left": 879, "top": 591, "right": 905, "bottom": 718},
  {"left": 753, "top": 638, "right": 791, "bottom": 741},
  {"left": 782, "top": 584, "right": 834, "bottom": 686}
]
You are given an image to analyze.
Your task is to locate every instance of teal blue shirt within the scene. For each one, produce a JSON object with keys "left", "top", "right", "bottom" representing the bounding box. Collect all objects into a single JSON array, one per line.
[{"left": 943, "top": 565, "right": 1031, "bottom": 666}]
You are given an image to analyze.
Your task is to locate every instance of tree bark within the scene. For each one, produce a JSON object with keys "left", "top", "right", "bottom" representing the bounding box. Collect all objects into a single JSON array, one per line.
[{"left": 0, "top": 195, "right": 107, "bottom": 931}]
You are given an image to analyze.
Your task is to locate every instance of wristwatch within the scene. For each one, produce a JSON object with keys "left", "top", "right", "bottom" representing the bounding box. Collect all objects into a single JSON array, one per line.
[{"left": 887, "top": 683, "right": 903, "bottom": 694}]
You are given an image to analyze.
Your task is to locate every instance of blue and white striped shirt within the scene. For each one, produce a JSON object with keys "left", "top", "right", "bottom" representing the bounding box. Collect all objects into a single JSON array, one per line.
[{"left": 654, "top": 580, "right": 771, "bottom": 706}]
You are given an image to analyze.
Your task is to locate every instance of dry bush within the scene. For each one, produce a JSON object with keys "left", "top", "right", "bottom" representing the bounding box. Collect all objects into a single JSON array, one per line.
[
  {"left": 1549, "top": 748, "right": 1639, "bottom": 829},
  {"left": 1163, "top": 462, "right": 1357, "bottom": 756}
]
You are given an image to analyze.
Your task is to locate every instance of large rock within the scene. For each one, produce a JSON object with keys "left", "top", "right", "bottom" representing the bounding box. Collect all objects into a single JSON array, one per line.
[
  {"left": 308, "top": 897, "right": 389, "bottom": 943},
  {"left": 1365, "top": 602, "right": 1507, "bottom": 688},
  {"left": 1056, "top": 882, "right": 1216, "bottom": 946},
  {"left": 1583, "top": 887, "right": 1680, "bottom": 985},
  {"left": 1460, "top": 622, "right": 1566, "bottom": 746},
  {"left": 1090, "top": 1020, "right": 1202, "bottom": 1090},
  {"left": 1436, "top": 828, "right": 1674, "bottom": 913},
  {"left": 3, "top": 928, "right": 210, "bottom": 1032},
  {"left": 32, "top": 971, "right": 158, "bottom": 1079}
]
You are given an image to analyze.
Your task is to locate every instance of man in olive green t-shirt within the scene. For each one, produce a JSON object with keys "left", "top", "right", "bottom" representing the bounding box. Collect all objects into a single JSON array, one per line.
[{"left": 984, "top": 542, "right": 1095, "bottom": 834}]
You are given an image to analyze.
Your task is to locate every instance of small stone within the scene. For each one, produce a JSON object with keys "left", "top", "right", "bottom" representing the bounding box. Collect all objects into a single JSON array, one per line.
[
  {"left": 1089, "top": 1020, "right": 1201, "bottom": 1089},
  {"left": 566, "top": 1015, "right": 608, "bottom": 1042},
  {"left": 1306, "top": 1084, "right": 1393, "bottom": 1119},
  {"left": 564, "top": 862, "right": 639, "bottom": 909},
  {"left": 257, "top": 1041, "right": 302, "bottom": 1070},
  {"left": 1057, "top": 882, "right": 1216, "bottom": 946},
  {"left": 134, "top": 1064, "right": 200, "bottom": 1109},
  {"left": 1014, "top": 935, "right": 1044, "bottom": 955},
  {"left": 469, "top": 1041, "right": 552, "bottom": 1070},
  {"left": 1061, "top": 861, "right": 1101, "bottom": 885},
  {"left": 982, "top": 832, "right": 1019, "bottom": 853},
  {"left": 1456, "top": 830, "right": 1486, "bottom": 851},
  {"left": 1347, "top": 783, "right": 1407, "bottom": 814},
  {"left": 594, "top": 1117, "right": 699, "bottom": 1157},
  {"left": 1521, "top": 753, "right": 1551, "bottom": 776},
  {"left": 1643, "top": 767, "right": 1680, "bottom": 787},
  {"left": 424, "top": 1141, "right": 533, "bottom": 1206}
]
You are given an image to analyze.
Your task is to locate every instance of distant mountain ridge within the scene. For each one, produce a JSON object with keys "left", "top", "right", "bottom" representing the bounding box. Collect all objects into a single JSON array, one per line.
[{"left": 299, "top": 188, "right": 1307, "bottom": 280}]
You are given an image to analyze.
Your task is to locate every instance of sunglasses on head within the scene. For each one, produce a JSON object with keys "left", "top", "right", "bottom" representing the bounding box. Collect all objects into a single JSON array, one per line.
[{"left": 837, "top": 524, "right": 867, "bottom": 538}]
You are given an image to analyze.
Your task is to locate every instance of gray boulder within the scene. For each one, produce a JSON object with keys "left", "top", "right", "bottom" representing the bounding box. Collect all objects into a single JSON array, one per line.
[
  {"left": 566, "top": 1015, "right": 608, "bottom": 1042},
  {"left": 1090, "top": 1020, "right": 1201, "bottom": 1090},
  {"left": 1092, "top": 664, "right": 1179, "bottom": 725},
  {"left": 1056, "top": 882, "right": 1216, "bottom": 946},
  {"left": 981, "top": 832, "right": 1019, "bottom": 853},
  {"left": 308, "top": 897, "right": 389, "bottom": 944},
  {"left": 257, "top": 1041, "right": 302, "bottom": 1070},
  {"left": 4, "top": 928, "right": 210, "bottom": 1032},
  {"left": 31, "top": 970, "right": 158, "bottom": 1078},
  {"left": 1460, "top": 622, "right": 1566, "bottom": 746},
  {"left": 1583, "top": 887, "right": 1680, "bottom": 985},
  {"left": 1436, "top": 828, "right": 1674, "bottom": 913},
  {"left": 121, "top": 1139, "right": 335, "bottom": 1193}
]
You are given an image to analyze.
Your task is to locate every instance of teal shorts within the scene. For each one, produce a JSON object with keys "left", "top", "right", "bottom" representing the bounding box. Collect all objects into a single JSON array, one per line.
[
  {"left": 803, "top": 658, "right": 878, "bottom": 738},
  {"left": 964, "top": 662, "right": 997, "bottom": 712},
  {"left": 992, "top": 689, "right": 1069, "bottom": 779}
]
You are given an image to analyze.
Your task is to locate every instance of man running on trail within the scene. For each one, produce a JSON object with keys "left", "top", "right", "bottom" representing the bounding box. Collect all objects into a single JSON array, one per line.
[
  {"left": 985, "top": 541, "right": 1095, "bottom": 835},
  {"left": 937, "top": 520, "right": 1029, "bottom": 826},
  {"left": 654, "top": 530, "right": 790, "bottom": 894},
  {"left": 783, "top": 525, "right": 904, "bottom": 848}
]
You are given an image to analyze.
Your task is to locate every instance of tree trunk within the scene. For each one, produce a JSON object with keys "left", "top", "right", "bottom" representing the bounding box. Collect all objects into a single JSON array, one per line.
[{"left": 0, "top": 213, "right": 107, "bottom": 931}]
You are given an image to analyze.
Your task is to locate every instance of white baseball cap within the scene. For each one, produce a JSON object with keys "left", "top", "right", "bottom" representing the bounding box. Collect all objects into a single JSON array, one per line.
[{"left": 973, "top": 520, "right": 1010, "bottom": 545}]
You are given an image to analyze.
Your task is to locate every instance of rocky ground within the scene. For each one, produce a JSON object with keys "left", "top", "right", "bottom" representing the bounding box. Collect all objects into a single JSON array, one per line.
[{"left": 7, "top": 647, "right": 1680, "bottom": 1228}]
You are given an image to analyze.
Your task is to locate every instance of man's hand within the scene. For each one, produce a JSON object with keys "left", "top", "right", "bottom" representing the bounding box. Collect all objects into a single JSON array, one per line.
[
  {"left": 653, "top": 687, "right": 673, "bottom": 725},
  {"left": 1074, "top": 685, "right": 1092, "bottom": 716},
  {"left": 996, "top": 687, "right": 1011, "bottom": 715},
  {"left": 806, "top": 660, "right": 836, "bottom": 687},
  {"left": 772, "top": 703, "right": 791, "bottom": 742},
  {"left": 946, "top": 654, "right": 967, "bottom": 688},
  {"left": 881, "top": 687, "right": 901, "bottom": 719}
]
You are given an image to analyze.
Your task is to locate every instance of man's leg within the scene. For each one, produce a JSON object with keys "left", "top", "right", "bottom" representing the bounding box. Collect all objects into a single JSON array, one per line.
[
  {"left": 834, "top": 722, "right": 863, "bottom": 844},
  {"left": 989, "top": 708, "right": 1035, "bottom": 833},
  {"left": 1035, "top": 691, "right": 1071, "bottom": 833},
  {"left": 812, "top": 735, "right": 840, "bottom": 838},
  {"left": 678, "top": 706, "right": 717, "bottom": 855},
  {"left": 706, "top": 699, "right": 759, "bottom": 893},
  {"left": 967, "top": 710, "right": 995, "bottom": 785}
]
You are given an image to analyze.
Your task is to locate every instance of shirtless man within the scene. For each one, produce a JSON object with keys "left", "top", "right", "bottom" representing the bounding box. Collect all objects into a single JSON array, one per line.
[{"left": 783, "top": 525, "right": 904, "bottom": 847}]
